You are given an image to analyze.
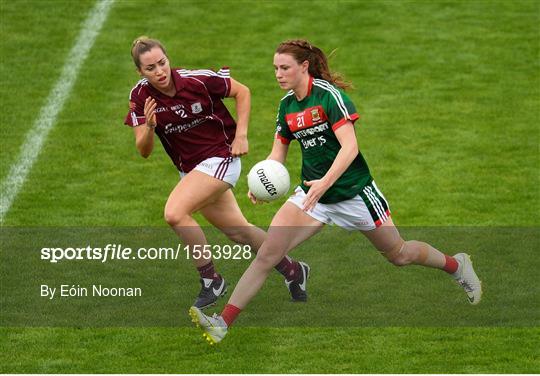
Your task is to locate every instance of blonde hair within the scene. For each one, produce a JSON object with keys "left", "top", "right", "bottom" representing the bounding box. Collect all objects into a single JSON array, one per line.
[
  {"left": 276, "top": 39, "right": 352, "bottom": 90},
  {"left": 130, "top": 36, "right": 167, "bottom": 69}
]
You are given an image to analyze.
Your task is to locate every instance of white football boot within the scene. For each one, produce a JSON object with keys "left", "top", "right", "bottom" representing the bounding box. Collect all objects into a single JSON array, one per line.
[
  {"left": 189, "top": 306, "right": 228, "bottom": 345},
  {"left": 452, "top": 253, "right": 482, "bottom": 305}
]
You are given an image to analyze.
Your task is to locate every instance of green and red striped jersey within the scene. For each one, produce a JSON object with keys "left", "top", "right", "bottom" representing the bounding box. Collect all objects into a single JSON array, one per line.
[{"left": 276, "top": 77, "right": 372, "bottom": 203}]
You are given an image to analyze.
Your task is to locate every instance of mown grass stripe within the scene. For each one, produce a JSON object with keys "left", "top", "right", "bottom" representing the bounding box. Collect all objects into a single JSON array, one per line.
[{"left": 0, "top": 0, "right": 115, "bottom": 223}]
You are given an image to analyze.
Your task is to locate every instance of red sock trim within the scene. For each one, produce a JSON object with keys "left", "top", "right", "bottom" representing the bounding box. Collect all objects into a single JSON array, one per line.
[
  {"left": 443, "top": 255, "right": 458, "bottom": 274},
  {"left": 221, "top": 304, "right": 242, "bottom": 327}
]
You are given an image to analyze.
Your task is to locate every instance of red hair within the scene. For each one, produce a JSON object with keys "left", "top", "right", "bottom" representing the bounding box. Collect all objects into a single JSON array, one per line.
[{"left": 276, "top": 39, "right": 352, "bottom": 90}]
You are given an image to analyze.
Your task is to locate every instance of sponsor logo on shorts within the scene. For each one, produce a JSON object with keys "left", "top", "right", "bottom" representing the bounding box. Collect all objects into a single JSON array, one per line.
[
  {"left": 199, "top": 161, "right": 214, "bottom": 170},
  {"left": 354, "top": 220, "right": 370, "bottom": 226}
]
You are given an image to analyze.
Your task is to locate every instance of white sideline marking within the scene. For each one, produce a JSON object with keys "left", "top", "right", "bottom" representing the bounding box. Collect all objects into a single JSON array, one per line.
[{"left": 0, "top": 0, "right": 115, "bottom": 223}]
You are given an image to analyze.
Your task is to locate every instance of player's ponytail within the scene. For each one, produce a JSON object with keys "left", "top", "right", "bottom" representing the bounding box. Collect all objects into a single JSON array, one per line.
[
  {"left": 276, "top": 39, "right": 352, "bottom": 90},
  {"left": 131, "top": 36, "right": 167, "bottom": 69}
]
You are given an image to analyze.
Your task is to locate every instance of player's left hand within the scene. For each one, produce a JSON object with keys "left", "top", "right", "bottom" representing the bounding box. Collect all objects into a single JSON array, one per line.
[
  {"left": 231, "top": 135, "right": 248, "bottom": 157},
  {"left": 302, "top": 179, "right": 330, "bottom": 212}
]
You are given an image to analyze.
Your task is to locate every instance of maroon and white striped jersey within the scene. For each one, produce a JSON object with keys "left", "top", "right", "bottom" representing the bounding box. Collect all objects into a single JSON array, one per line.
[{"left": 124, "top": 67, "right": 237, "bottom": 173}]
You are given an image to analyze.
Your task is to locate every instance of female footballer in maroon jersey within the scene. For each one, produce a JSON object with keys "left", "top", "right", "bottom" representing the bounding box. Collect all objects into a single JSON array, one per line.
[
  {"left": 190, "top": 39, "right": 483, "bottom": 344},
  {"left": 124, "top": 36, "right": 305, "bottom": 309}
]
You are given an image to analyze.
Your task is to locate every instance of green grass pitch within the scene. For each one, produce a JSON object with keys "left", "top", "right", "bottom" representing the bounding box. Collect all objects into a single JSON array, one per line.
[{"left": 1, "top": 0, "right": 539, "bottom": 373}]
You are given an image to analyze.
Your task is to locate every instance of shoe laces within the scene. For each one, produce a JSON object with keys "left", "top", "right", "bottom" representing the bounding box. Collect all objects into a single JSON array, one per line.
[
  {"left": 456, "top": 278, "right": 474, "bottom": 292},
  {"left": 210, "top": 314, "right": 226, "bottom": 328}
]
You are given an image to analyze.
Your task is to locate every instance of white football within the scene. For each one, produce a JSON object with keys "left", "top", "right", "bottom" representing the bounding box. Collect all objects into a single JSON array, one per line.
[{"left": 247, "top": 160, "right": 290, "bottom": 201}]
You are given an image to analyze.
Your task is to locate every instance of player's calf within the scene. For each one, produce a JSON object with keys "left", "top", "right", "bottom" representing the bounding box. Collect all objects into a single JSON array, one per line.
[
  {"left": 382, "top": 240, "right": 446, "bottom": 268},
  {"left": 220, "top": 223, "right": 261, "bottom": 247}
]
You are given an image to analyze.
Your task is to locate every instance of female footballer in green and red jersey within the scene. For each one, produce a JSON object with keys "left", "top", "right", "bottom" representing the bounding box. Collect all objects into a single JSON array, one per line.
[{"left": 190, "top": 39, "right": 483, "bottom": 344}]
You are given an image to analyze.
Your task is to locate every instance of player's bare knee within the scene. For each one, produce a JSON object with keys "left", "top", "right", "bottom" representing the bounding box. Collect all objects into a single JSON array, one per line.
[
  {"left": 163, "top": 209, "right": 188, "bottom": 227},
  {"left": 389, "top": 254, "right": 410, "bottom": 267},
  {"left": 387, "top": 254, "right": 410, "bottom": 267},
  {"left": 387, "top": 240, "right": 425, "bottom": 266},
  {"left": 381, "top": 239, "right": 411, "bottom": 267}
]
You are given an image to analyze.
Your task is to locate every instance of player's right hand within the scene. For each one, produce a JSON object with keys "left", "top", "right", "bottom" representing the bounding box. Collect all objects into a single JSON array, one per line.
[
  {"left": 144, "top": 97, "right": 157, "bottom": 128},
  {"left": 247, "top": 190, "right": 265, "bottom": 205}
]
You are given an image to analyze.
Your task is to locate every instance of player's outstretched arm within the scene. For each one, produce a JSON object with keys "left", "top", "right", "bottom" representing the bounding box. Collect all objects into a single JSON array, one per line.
[
  {"left": 267, "top": 138, "right": 289, "bottom": 164},
  {"left": 133, "top": 125, "right": 155, "bottom": 158},
  {"left": 228, "top": 78, "right": 250, "bottom": 157},
  {"left": 302, "top": 122, "right": 358, "bottom": 212}
]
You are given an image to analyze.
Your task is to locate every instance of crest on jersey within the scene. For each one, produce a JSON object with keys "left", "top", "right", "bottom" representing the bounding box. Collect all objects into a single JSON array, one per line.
[
  {"left": 311, "top": 108, "right": 320, "bottom": 122},
  {"left": 191, "top": 102, "right": 203, "bottom": 114}
]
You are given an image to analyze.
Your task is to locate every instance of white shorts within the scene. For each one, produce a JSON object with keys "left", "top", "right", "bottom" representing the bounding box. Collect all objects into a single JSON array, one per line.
[
  {"left": 180, "top": 157, "right": 241, "bottom": 187},
  {"left": 286, "top": 181, "right": 391, "bottom": 231}
]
